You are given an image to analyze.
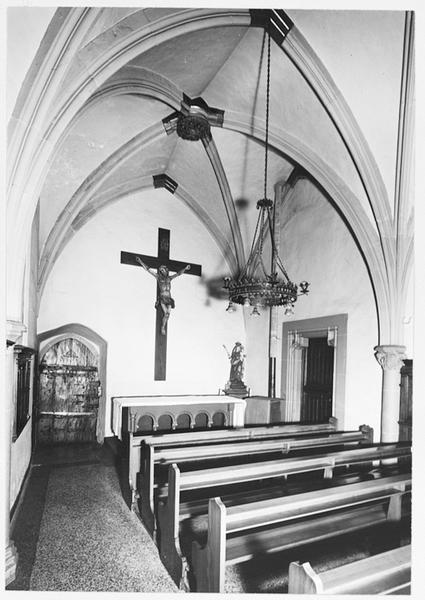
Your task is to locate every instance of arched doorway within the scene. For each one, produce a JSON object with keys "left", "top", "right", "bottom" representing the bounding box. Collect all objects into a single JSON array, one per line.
[{"left": 37, "top": 337, "right": 100, "bottom": 445}]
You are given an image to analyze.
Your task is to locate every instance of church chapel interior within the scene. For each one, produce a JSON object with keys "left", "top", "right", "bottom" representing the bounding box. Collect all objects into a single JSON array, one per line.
[{"left": 5, "top": 6, "right": 415, "bottom": 595}]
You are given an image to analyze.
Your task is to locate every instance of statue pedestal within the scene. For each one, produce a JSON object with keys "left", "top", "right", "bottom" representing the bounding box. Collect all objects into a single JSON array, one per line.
[
  {"left": 224, "top": 380, "right": 249, "bottom": 399},
  {"left": 244, "top": 395, "right": 286, "bottom": 425}
]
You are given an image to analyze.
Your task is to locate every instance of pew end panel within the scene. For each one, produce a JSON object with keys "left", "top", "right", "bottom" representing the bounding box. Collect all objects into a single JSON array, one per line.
[
  {"left": 157, "top": 464, "right": 190, "bottom": 591},
  {"left": 128, "top": 432, "right": 141, "bottom": 508},
  {"left": 288, "top": 544, "right": 411, "bottom": 595},
  {"left": 288, "top": 561, "right": 323, "bottom": 594},
  {"left": 192, "top": 497, "right": 226, "bottom": 593},
  {"left": 138, "top": 442, "right": 156, "bottom": 539}
]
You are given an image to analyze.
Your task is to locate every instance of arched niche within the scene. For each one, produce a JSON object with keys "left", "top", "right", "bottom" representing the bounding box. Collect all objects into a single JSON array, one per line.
[{"left": 37, "top": 323, "right": 107, "bottom": 443}]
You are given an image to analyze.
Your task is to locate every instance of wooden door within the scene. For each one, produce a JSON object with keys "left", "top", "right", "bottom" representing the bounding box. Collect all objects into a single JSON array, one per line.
[
  {"left": 301, "top": 337, "right": 334, "bottom": 423},
  {"left": 37, "top": 338, "right": 100, "bottom": 444}
]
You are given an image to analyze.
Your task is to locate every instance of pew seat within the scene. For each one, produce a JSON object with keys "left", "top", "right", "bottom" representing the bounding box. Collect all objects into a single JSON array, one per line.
[
  {"left": 138, "top": 426, "right": 374, "bottom": 537},
  {"left": 157, "top": 443, "right": 410, "bottom": 590},
  {"left": 125, "top": 418, "right": 340, "bottom": 503},
  {"left": 288, "top": 544, "right": 411, "bottom": 594},
  {"left": 191, "top": 473, "right": 411, "bottom": 592}
]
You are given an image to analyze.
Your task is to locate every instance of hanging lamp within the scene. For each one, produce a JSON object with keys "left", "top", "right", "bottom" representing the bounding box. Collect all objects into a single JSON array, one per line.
[{"left": 224, "top": 22, "right": 309, "bottom": 315}]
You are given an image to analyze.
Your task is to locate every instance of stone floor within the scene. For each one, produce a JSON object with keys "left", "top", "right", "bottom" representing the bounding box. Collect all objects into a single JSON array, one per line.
[{"left": 7, "top": 441, "right": 177, "bottom": 593}]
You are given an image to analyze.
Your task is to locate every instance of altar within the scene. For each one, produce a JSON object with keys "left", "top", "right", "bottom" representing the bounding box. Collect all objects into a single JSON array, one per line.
[{"left": 111, "top": 394, "right": 246, "bottom": 440}]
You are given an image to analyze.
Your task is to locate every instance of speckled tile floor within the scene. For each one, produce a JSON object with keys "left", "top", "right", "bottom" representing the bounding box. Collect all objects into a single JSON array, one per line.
[{"left": 8, "top": 442, "right": 178, "bottom": 593}]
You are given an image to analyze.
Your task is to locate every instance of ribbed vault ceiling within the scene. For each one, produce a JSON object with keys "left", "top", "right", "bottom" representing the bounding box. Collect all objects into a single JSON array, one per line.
[{"left": 37, "top": 9, "right": 386, "bottom": 284}]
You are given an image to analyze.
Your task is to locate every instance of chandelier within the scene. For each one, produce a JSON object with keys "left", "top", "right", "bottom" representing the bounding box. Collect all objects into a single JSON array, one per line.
[{"left": 224, "top": 22, "right": 309, "bottom": 316}]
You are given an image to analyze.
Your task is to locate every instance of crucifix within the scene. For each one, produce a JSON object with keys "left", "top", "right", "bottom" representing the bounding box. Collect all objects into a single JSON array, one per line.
[{"left": 121, "top": 228, "right": 202, "bottom": 380}]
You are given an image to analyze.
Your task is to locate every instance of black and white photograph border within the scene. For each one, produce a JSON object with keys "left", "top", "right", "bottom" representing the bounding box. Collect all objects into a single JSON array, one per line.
[{"left": 2, "top": 0, "right": 424, "bottom": 599}]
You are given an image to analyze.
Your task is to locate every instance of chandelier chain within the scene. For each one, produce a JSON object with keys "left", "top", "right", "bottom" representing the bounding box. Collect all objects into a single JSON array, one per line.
[
  {"left": 224, "top": 17, "right": 310, "bottom": 311},
  {"left": 264, "top": 23, "right": 271, "bottom": 201},
  {"left": 258, "top": 209, "right": 269, "bottom": 278},
  {"left": 243, "top": 210, "right": 262, "bottom": 277}
]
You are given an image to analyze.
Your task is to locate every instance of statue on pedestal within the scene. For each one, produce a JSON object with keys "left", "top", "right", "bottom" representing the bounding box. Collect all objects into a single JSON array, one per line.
[{"left": 223, "top": 342, "right": 249, "bottom": 398}]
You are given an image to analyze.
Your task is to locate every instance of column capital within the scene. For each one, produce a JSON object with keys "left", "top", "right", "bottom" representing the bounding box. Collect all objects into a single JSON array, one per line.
[{"left": 374, "top": 345, "right": 406, "bottom": 371}]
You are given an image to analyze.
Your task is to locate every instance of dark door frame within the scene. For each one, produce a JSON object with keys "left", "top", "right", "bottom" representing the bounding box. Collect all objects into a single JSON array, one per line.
[{"left": 281, "top": 314, "right": 348, "bottom": 427}]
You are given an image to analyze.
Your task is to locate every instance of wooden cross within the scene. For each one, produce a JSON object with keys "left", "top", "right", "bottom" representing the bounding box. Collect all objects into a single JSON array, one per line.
[{"left": 121, "top": 228, "right": 202, "bottom": 380}]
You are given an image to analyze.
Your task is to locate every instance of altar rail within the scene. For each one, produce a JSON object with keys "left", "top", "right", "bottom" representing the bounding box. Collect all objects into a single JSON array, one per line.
[{"left": 111, "top": 395, "right": 246, "bottom": 440}]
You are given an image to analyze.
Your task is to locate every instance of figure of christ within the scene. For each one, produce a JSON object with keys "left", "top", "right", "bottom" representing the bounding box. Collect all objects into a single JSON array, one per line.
[{"left": 136, "top": 257, "right": 191, "bottom": 334}]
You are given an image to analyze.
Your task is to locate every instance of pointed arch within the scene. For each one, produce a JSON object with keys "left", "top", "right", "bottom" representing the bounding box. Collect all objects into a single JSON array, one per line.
[{"left": 38, "top": 323, "right": 107, "bottom": 443}]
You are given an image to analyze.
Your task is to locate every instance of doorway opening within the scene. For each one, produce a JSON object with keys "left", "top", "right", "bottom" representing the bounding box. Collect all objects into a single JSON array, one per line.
[{"left": 281, "top": 314, "right": 347, "bottom": 426}]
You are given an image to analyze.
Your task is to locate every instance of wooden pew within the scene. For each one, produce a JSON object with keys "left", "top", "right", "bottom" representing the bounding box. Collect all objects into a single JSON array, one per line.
[
  {"left": 125, "top": 418, "right": 339, "bottom": 503},
  {"left": 191, "top": 473, "right": 411, "bottom": 593},
  {"left": 157, "top": 443, "right": 411, "bottom": 589},
  {"left": 138, "top": 425, "right": 373, "bottom": 537},
  {"left": 288, "top": 545, "right": 411, "bottom": 594}
]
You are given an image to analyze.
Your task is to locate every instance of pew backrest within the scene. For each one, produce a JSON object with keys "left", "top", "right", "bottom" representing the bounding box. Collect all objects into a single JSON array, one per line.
[
  {"left": 140, "top": 417, "right": 339, "bottom": 448},
  {"left": 138, "top": 426, "right": 375, "bottom": 536},
  {"left": 170, "top": 442, "right": 411, "bottom": 497},
  {"left": 126, "top": 417, "right": 341, "bottom": 495},
  {"left": 223, "top": 472, "right": 410, "bottom": 533},
  {"left": 288, "top": 545, "right": 411, "bottom": 594},
  {"left": 152, "top": 429, "right": 372, "bottom": 464},
  {"left": 157, "top": 443, "right": 410, "bottom": 589},
  {"left": 192, "top": 473, "right": 411, "bottom": 592},
  {"left": 182, "top": 442, "right": 409, "bottom": 491}
]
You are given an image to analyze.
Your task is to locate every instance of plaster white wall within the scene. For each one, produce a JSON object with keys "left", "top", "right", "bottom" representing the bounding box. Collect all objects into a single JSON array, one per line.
[
  {"left": 243, "top": 308, "right": 270, "bottom": 397},
  {"left": 7, "top": 6, "right": 56, "bottom": 119},
  {"left": 244, "top": 178, "right": 382, "bottom": 435},
  {"left": 10, "top": 419, "right": 32, "bottom": 509},
  {"left": 38, "top": 189, "right": 245, "bottom": 437},
  {"left": 9, "top": 211, "right": 40, "bottom": 508},
  {"left": 289, "top": 10, "right": 405, "bottom": 208},
  {"left": 23, "top": 206, "right": 39, "bottom": 349},
  {"left": 402, "top": 268, "right": 414, "bottom": 358}
]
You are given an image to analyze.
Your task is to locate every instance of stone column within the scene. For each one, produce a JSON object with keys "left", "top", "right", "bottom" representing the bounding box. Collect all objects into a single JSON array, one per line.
[{"left": 374, "top": 345, "right": 406, "bottom": 443}]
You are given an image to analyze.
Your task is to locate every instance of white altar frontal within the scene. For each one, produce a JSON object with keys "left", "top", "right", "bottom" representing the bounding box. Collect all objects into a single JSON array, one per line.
[{"left": 111, "top": 394, "right": 246, "bottom": 439}]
